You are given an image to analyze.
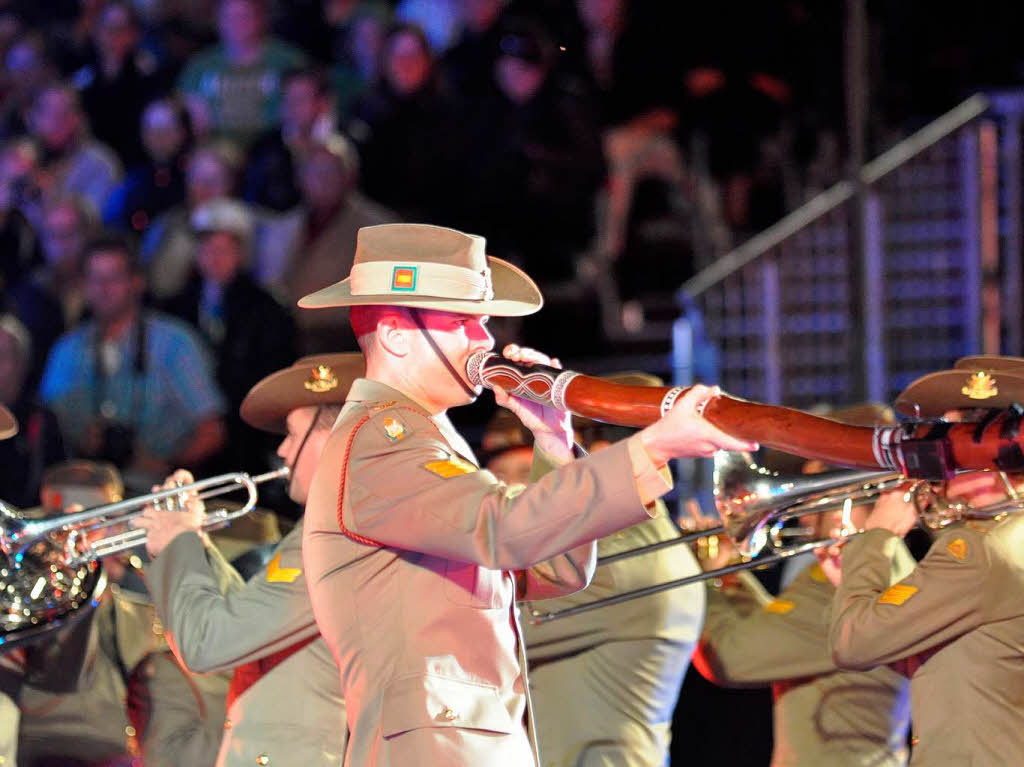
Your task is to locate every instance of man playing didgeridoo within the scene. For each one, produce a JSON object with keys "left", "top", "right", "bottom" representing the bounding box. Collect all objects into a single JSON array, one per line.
[{"left": 299, "top": 223, "right": 757, "bottom": 766}]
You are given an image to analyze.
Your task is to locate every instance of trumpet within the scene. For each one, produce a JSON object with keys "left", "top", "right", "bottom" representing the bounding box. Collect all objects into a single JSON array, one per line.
[
  {"left": 0, "top": 467, "right": 288, "bottom": 652},
  {"left": 0, "top": 467, "right": 289, "bottom": 564}
]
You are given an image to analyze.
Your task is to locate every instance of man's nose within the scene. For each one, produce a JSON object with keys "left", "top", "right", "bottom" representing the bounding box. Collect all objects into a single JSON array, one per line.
[{"left": 468, "top": 321, "right": 495, "bottom": 352}]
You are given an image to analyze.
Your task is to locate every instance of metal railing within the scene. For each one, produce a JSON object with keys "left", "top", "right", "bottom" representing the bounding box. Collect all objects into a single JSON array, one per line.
[{"left": 676, "top": 94, "right": 1016, "bottom": 409}]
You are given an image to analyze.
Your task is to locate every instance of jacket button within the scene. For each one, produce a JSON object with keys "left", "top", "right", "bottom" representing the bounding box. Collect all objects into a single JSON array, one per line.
[
  {"left": 910, "top": 736, "right": 920, "bottom": 746},
  {"left": 439, "top": 707, "right": 459, "bottom": 722},
  {"left": 256, "top": 756, "right": 270, "bottom": 765},
  {"left": 224, "top": 719, "right": 232, "bottom": 729}
]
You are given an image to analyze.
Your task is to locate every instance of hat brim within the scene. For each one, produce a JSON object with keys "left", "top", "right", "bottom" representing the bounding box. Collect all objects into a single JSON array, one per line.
[
  {"left": 894, "top": 369, "right": 1024, "bottom": 417},
  {"left": 955, "top": 355, "right": 1024, "bottom": 373},
  {"left": 240, "top": 354, "right": 365, "bottom": 434},
  {"left": 0, "top": 406, "right": 16, "bottom": 440},
  {"left": 297, "top": 256, "right": 542, "bottom": 317}
]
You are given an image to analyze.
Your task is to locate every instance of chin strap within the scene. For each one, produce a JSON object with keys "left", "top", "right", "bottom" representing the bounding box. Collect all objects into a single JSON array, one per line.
[
  {"left": 409, "top": 308, "right": 478, "bottom": 400},
  {"left": 288, "top": 405, "right": 323, "bottom": 479}
]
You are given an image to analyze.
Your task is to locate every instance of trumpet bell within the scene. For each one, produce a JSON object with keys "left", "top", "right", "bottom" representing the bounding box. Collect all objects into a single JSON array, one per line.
[{"left": 713, "top": 451, "right": 900, "bottom": 557}]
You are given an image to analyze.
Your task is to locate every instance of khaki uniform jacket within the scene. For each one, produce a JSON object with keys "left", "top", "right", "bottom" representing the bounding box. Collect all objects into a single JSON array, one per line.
[
  {"left": 830, "top": 518, "right": 1024, "bottom": 766},
  {"left": 146, "top": 522, "right": 346, "bottom": 767},
  {"left": 19, "top": 586, "right": 228, "bottom": 767},
  {"left": 699, "top": 557, "right": 914, "bottom": 767},
  {"left": 303, "top": 379, "right": 659, "bottom": 767},
  {"left": 523, "top": 508, "right": 705, "bottom": 767}
]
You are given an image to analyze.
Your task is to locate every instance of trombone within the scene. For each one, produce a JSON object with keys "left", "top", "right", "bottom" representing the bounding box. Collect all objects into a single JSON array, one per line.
[
  {"left": 527, "top": 452, "right": 907, "bottom": 625},
  {"left": 0, "top": 466, "right": 290, "bottom": 565}
]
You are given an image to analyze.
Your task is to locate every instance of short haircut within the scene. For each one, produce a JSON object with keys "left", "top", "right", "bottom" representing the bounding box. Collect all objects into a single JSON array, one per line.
[
  {"left": 350, "top": 305, "right": 393, "bottom": 345},
  {"left": 84, "top": 230, "right": 142, "bottom": 274},
  {"left": 315, "top": 405, "right": 343, "bottom": 430}
]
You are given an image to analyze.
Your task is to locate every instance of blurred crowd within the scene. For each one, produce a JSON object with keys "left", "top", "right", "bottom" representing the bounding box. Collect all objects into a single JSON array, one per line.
[{"left": 0, "top": 0, "right": 853, "bottom": 504}]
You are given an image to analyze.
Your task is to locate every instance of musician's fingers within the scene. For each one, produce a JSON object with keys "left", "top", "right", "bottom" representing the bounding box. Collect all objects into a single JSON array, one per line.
[
  {"left": 699, "top": 421, "right": 759, "bottom": 454},
  {"left": 502, "top": 344, "right": 556, "bottom": 368},
  {"left": 492, "top": 384, "right": 510, "bottom": 408},
  {"left": 673, "top": 384, "right": 719, "bottom": 415}
]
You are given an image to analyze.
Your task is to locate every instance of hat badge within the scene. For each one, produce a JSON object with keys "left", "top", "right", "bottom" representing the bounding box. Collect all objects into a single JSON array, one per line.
[
  {"left": 304, "top": 365, "right": 339, "bottom": 394},
  {"left": 961, "top": 371, "right": 998, "bottom": 400}
]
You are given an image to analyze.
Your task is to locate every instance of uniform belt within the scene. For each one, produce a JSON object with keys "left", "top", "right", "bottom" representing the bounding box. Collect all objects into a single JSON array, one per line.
[{"left": 227, "top": 634, "right": 319, "bottom": 710}]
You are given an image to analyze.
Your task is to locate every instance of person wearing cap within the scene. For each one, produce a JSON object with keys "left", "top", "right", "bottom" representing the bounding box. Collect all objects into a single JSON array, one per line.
[
  {"left": 824, "top": 367, "right": 1024, "bottom": 765},
  {"left": 298, "top": 222, "right": 756, "bottom": 766},
  {"left": 480, "top": 374, "right": 707, "bottom": 767},
  {"left": 161, "top": 196, "right": 296, "bottom": 472},
  {"left": 17, "top": 460, "right": 230, "bottom": 767},
  {"left": 135, "top": 353, "right": 365, "bottom": 767}
]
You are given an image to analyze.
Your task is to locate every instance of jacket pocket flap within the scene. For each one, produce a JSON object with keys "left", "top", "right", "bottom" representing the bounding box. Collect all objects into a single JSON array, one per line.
[{"left": 381, "top": 673, "right": 515, "bottom": 738}]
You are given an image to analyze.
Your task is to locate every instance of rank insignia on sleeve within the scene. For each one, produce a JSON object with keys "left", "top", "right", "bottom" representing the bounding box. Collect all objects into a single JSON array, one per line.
[
  {"left": 266, "top": 553, "right": 301, "bottom": 583},
  {"left": 423, "top": 455, "right": 477, "bottom": 478},
  {"left": 763, "top": 599, "right": 795, "bottom": 615},
  {"left": 382, "top": 417, "right": 408, "bottom": 442},
  {"left": 878, "top": 584, "right": 918, "bottom": 606},
  {"left": 946, "top": 538, "right": 968, "bottom": 560}
]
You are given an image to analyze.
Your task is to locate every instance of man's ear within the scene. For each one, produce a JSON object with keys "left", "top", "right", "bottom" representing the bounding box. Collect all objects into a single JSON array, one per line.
[{"left": 375, "top": 310, "right": 411, "bottom": 358}]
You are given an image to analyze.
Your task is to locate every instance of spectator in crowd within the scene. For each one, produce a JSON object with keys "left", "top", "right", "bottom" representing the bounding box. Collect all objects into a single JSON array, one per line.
[
  {"left": 0, "top": 137, "right": 42, "bottom": 291},
  {"left": 0, "top": 32, "right": 55, "bottom": 141},
  {"left": 457, "top": 18, "right": 604, "bottom": 282},
  {"left": 273, "top": 138, "right": 397, "bottom": 355},
  {"left": 242, "top": 67, "right": 335, "bottom": 212},
  {"left": 177, "top": 0, "right": 307, "bottom": 145},
  {"left": 9, "top": 195, "right": 98, "bottom": 378},
  {"left": 141, "top": 141, "right": 240, "bottom": 299},
  {"left": 103, "top": 97, "right": 191, "bottom": 233},
  {"left": 0, "top": 313, "right": 65, "bottom": 509},
  {"left": 39, "top": 232, "right": 227, "bottom": 490},
  {"left": 330, "top": 3, "right": 388, "bottom": 117},
  {"left": 345, "top": 22, "right": 462, "bottom": 222},
  {"left": 27, "top": 84, "right": 122, "bottom": 215},
  {"left": 394, "top": 0, "right": 461, "bottom": 53},
  {"left": 442, "top": 0, "right": 507, "bottom": 101},
  {"left": 71, "top": 1, "right": 167, "bottom": 169},
  {"left": 160, "top": 198, "right": 295, "bottom": 472}
]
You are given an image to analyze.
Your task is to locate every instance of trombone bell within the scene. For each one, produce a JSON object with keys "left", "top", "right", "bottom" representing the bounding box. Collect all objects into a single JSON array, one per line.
[{"left": 713, "top": 451, "right": 901, "bottom": 558}]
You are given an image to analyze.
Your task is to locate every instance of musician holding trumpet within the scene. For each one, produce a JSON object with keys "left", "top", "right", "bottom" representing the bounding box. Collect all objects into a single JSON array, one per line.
[{"left": 135, "top": 353, "right": 365, "bottom": 767}]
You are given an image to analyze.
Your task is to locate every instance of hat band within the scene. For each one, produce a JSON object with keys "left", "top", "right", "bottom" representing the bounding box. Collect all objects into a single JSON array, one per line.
[{"left": 350, "top": 261, "right": 494, "bottom": 301}]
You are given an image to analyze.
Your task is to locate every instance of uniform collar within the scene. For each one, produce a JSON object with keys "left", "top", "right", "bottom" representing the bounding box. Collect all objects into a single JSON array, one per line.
[{"left": 346, "top": 378, "right": 479, "bottom": 466}]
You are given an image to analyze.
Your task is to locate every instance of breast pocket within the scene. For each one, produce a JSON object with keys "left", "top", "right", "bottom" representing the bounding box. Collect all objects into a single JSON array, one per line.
[{"left": 443, "top": 561, "right": 507, "bottom": 609}]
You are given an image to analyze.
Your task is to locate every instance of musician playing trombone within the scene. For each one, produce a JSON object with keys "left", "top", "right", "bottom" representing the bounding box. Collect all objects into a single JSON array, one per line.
[
  {"left": 824, "top": 366, "right": 1024, "bottom": 765},
  {"left": 691, "top": 405, "right": 916, "bottom": 767},
  {"left": 298, "top": 223, "right": 757, "bottom": 767},
  {"left": 134, "top": 353, "right": 364, "bottom": 767},
  {"left": 689, "top": 490, "right": 914, "bottom": 766}
]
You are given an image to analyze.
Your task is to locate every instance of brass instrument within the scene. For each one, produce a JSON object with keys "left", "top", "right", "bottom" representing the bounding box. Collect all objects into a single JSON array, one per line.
[
  {"left": 530, "top": 454, "right": 1024, "bottom": 623},
  {"left": 529, "top": 454, "right": 899, "bottom": 624},
  {"left": 0, "top": 467, "right": 288, "bottom": 651}
]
